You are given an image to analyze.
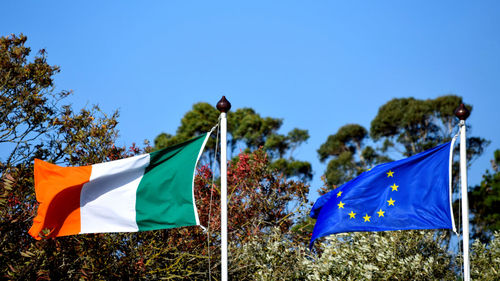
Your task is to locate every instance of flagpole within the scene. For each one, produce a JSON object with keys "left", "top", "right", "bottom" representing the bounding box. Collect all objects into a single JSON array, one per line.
[
  {"left": 455, "top": 103, "right": 470, "bottom": 281},
  {"left": 217, "top": 96, "right": 231, "bottom": 281}
]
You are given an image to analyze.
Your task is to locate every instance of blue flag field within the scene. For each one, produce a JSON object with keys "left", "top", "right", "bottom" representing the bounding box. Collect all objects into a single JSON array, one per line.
[{"left": 310, "top": 142, "right": 455, "bottom": 246}]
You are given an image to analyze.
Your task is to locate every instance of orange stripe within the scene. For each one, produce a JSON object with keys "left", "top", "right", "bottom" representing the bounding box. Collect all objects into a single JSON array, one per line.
[{"left": 29, "top": 159, "right": 92, "bottom": 240}]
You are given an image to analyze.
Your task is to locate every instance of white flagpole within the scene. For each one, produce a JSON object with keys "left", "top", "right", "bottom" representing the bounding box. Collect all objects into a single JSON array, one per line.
[
  {"left": 217, "top": 96, "right": 231, "bottom": 281},
  {"left": 455, "top": 103, "right": 470, "bottom": 281}
]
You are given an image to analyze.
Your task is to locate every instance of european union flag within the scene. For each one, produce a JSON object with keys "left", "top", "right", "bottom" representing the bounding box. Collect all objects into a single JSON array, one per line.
[{"left": 310, "top": 142, "right": 455, "bottom": 246}]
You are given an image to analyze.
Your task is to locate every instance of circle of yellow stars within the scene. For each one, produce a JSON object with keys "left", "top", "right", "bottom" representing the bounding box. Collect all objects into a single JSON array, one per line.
[{"left": 337, "top": 169, "right": 399, "bottom": 224}]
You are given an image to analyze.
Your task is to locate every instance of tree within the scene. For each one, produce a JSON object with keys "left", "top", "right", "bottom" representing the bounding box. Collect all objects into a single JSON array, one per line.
[
  {"left": 230, "top": 227, "right": 500, "bottom": 280},
  {"left": 370, "top": 95, "right": 487, "bottom": 160},
  {"left": 0, "top": 34, "right": 127, "bottom": 280},
  {"left": 306, "top": 231, "right": 458, "bottom": 280},
  {"left": 0, "top": 34, "right": 68, "bottom": 167},
  {"left": 230, "top": 226, "right": 311, "bottom": 280},
  {"left": 469, "top": 149, "right": 500, "bottom": 242},
  {"left": 312, "top": 95, "right": 492, "bottom": 280},
  {"left": 1, "top": 34, "right": 311, "bottom": 279},
  {"left": 154, "top": 102, "right": 219, "bottom": 150},
  {"left": 470, "top": 231, "right": 500, "bottom": 280},
  {"left": 155, "top": 103, "right": 313, "bottom": 180},
  {"left": 5, "top": 34, "right": 497, "bottom": 279},
  {"left": 317, "top": 124, "right": 390, "bottom": 189},
  {"left": 319, "top": 95, "right": 488, "bottom": 193},
  {"left": 370, "top": 96, "right": 490, "bottom": 233}
]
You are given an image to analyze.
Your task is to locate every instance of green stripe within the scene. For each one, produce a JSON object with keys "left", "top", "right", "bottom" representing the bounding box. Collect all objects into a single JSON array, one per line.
[{"left": 135, "top": 133, "right": 207, "bottom": 231}]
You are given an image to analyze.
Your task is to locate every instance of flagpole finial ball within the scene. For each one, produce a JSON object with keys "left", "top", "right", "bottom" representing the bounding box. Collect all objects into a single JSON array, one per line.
[
  {"left": 454, "top": 103, "right": 470, "bottom": 121},
  {"left": 217, "top": 96, "right": 231, "bottom": 113}
]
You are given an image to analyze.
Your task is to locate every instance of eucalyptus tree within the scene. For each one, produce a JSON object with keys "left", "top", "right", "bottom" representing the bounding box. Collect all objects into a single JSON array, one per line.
[
  {"left": 317, "top": 124, "right": 390, "bottom": 189},
  {"left": 313, "top": 95, "right": 492, "bottom": 276},
  {"left": 318, "top": 95, "right": 488, "bottom": 192},
  {"left": 155, "top": 103, "right": 312, "bottom": 180},
  {"left": 370, "top": 95, "right": 487, "bottom": 160}
]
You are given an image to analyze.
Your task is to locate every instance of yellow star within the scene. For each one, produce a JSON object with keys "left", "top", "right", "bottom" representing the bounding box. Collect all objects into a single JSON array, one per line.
[
  {"left": 386, "top": 170, "right": 394, "bottom": 177},
  {"left": 390, "top": 183, "right": 399, "bottom": 191},
  {"left": 363, "top": 214, "right": 371, "bottom": 222},
  {"left": 387, "top": 198, "right": 395, "bottom": 206},
  {"left": 336, "top": 191, "right": 342, "bottom": 197},
  {"left": 377, "top": 209, "right": 385, "bottom": 217},
  {"left": 348, "top": 211, "right": 356, "bottom": 219},
  {"left": 337, "top": 201, "right": 345, "bottom": 209}
]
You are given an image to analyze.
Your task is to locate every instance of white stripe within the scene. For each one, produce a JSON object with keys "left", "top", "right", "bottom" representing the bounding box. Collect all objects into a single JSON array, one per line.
[
  {"left": 80, "top": 154, "right": 150, "bottom": 233},
  {"left": 192, "top": 132, "right": 212, "bottom": 226},
  {"left": 449, "top": 134, "right": 459, "bottom": 233}
]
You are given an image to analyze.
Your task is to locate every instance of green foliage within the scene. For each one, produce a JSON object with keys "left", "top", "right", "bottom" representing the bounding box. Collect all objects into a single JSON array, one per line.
[
  {"left": 154, "top": 102, "right": 219, "bottom": 151},
  {"left": 154, "top": 103, "right": 312, "bottom": 180},
  {"left": 469, "top": 149, "right": 500, "bottom": 242},
  {"left": 230, "top": 107, "right": 282, "bottom": 150},
  {"left": 0, "top": 34, "right": 133, "bottom": 280},
  {"left": 1, "top": 34, "right": 311, "bottom": 280},
  {"left": 231, "top": 227, "right": 500, "bottom": 280},
  {"left": 231, "top": 227, "right": 310, "bottom": 280},
  {"left": 318, "top": 96, "right": 491, "bottom": 239},
  {"left": 229, "top": 227, "right": 500, "bottom": 280},
  {"left": 470, "top": 231, "right": 500, "bottom": 280},
  {"left": 152, "top": 132, "right": 174, "bottom": 150},
  {"left": 307, "top": 231, "right": 457, "bottom": 280},
  {"left": 263, "top": 128, "right": 308, "bottom": 160},
  {"left": 318, "top": 124, "right": 367, "bottom": 162},
  {"left": 369, "top": 95, "right": 488, "bottom": 159},
  {"left": 270, "top": 158, "right": 312, "bottom": 182},
  {"left": 314, "top": 95, "right": 496, "bottom": 279},
  {"left": 370, "top": 97, "right": 438, "bottom": 155},
  {"left": 317, "top": 124, "right": 388, "bottom": 188},
  {"left": 0, "top": 34, "right": 69, "bottom": 166},
  {"left": 2, "top": 34, "right": 498, "bottom": 280},
  {"left": 53, "top": 106, "right": 120, "bottom": 165}
]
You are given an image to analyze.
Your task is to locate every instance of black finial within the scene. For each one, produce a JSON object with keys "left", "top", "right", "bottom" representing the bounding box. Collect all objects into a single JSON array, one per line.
[
  {"left": 216, "top": 96, "right": 231, "bottom": 113},
  {"left": 454, "top": 103, "right": 470, "bottom": 121}
]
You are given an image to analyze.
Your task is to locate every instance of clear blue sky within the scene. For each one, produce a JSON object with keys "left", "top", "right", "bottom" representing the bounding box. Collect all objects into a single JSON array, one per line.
[{"left": 2, "top": 1, "right": 499, "bottom": 201}]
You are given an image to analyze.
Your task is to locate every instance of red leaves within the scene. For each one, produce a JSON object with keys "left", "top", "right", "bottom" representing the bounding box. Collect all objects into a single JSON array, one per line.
[{"left": 195, "top": 148, "right": 309, "bottom": 243}]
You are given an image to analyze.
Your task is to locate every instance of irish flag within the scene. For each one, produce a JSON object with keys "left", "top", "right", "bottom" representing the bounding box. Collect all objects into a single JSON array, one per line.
[{"left": 29, "top": 133, "right": 210, "bottom": 240}]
